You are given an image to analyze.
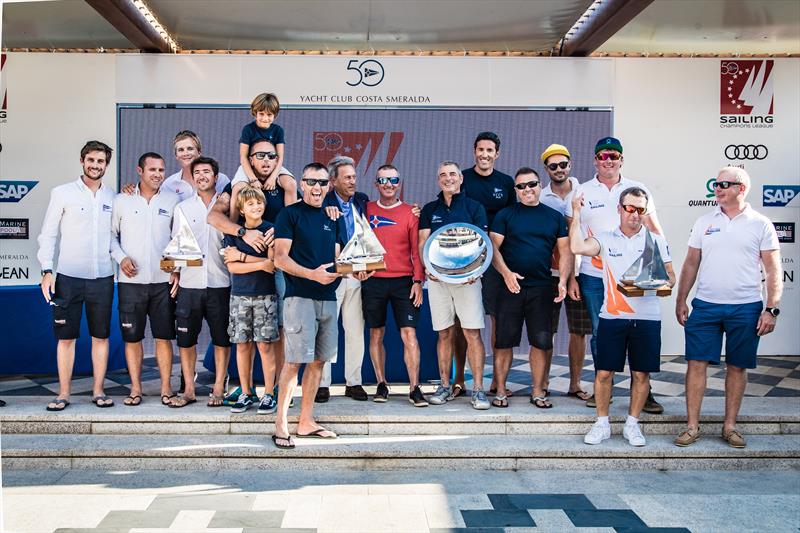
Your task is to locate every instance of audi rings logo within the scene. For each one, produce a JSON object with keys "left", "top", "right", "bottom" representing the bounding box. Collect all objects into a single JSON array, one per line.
[{"left": 725, "top": 144, "right": 768, "bottom": 160}]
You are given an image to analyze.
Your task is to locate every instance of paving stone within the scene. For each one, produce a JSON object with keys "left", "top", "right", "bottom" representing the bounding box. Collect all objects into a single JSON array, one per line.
[
  {"left": 461, "top": 509, "right": 536, "bottom": 527},
  {"left": 208, "top": 510, "right": 285, "bottom": 528},
  {"left": 488, "top": 493, "right": 596, "bottom": 510},
  {"left": 564, "top": 509, "right": 647, "bottom": 529},
  {"left": 97, "top": 509, "right": 179, "bottom": 528},
  {"left": 148, "top": 493, "right": 256, "bottom": 511}
]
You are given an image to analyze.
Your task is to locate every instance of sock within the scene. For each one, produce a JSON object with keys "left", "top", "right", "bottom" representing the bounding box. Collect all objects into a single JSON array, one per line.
[
  {"left": 626, "top": 415, "right": 639, "bottom": 426},
  {"left": 597, "top": 416, "right": 610, "bottom": 426}
]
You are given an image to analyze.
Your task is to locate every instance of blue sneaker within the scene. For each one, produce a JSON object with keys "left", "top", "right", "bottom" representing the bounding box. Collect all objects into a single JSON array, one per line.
[
  {"left": 230, "top": 393, "right": 254, "bottom": 413},
  {"left": 223, "top": 386, "right": 242, "bottom": 406},
  {"left": 257, "top": 394, "right": 278, "bottom": 415}
]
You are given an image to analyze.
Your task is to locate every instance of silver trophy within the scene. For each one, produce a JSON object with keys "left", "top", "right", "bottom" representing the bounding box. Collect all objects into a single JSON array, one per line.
[
  {"left": 160, "top": 209, "right": 204, "bottom": 268},
  {"left": 619, "top": 230, "right": 671, "bottom": 297},
  {"left": 423, "top": 223, "right": 493, "bottom": 284},
  {"left": 336, "top": 211, "right": 387, "bottom": 273}
]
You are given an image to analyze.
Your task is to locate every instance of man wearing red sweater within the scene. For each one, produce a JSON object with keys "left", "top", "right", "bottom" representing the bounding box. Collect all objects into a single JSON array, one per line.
[{"left": 363, "top": 165, "right": 428, "bottom": 407}]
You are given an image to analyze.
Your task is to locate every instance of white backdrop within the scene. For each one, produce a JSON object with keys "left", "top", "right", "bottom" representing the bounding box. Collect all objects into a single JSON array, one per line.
[{"left": 1, "top": 54, "right": 797, "bottom": 354}]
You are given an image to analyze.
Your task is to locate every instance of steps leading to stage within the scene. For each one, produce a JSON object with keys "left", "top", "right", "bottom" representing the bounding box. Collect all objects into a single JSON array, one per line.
[
  {"left": 2, "top": 433, "right": 798, "bottom": 471},
  {"left": 1, "top": 397, "right": 798, "bottom": 436}
]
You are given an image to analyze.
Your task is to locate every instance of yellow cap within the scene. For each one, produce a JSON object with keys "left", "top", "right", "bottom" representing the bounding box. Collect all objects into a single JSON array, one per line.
[{"left": 541, "top": 144, "right": 571, "bottom": 163}]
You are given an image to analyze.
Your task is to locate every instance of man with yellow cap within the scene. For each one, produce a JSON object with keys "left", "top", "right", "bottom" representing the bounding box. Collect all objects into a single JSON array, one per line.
[{"left": 539, "top": 144, "right": 592, "bottom": 402}]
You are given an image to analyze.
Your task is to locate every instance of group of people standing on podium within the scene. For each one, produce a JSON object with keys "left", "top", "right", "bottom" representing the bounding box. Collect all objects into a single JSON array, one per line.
[{"left": 34, "top": 92, "right": 783, "bottom": 450}]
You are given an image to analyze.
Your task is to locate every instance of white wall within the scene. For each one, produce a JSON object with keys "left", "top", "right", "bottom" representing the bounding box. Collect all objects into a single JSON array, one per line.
[{"left": 1, "top": 53, "right": 797, "bottom": 354}]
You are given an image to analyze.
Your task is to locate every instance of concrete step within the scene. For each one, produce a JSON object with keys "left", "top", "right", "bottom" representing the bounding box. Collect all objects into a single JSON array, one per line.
[
  {"left": 2, "top": 433, "right": 798, "bottom": 471},
  {"left": 1, "top": 396, "right": 798, "bottom": 436}
]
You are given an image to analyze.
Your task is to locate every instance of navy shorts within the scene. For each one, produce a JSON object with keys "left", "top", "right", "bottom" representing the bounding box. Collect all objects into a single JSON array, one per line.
[
  {"left": 684, "top": 298, "right": 762, "bottom": 369},
  {"left": 495, "top": 284, "right": 553, "bottom": 350},
  {"left": 361, "top": 276, "right": 419, "bottom": 329},
  {"left": 595, "top": 318, "right": 661, "bottom": 373},
  {"left": 51, "top": 274, "right": 114, "bottom": 340},
  {"left": 481, "top": 266, "right": 502, "bottom": 316},
  {"left": 175, "top": 287, "right": 231, "bottom": 349},
  {"left": 118, "top": 282, "right": 175, "bottom": 342}
]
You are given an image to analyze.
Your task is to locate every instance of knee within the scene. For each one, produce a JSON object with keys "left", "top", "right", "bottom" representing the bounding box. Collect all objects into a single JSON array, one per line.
[
  {"left": 462, "top": 329, "right": 482, "bottom": 343},
  {"left": 438, "top": 328, "right": 453, "bottom": 342},
  {"left": 400, "top": 329, "right": 418, "bottom": 346},
  {"left": 596, "top": 370, "right": 614, "bottom": 383},
  {"left": 631, "top": 371, "right": 650, "bottom": 385}
]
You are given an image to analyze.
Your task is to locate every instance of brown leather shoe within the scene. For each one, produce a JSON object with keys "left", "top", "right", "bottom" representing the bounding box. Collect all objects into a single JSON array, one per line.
[
  {"left": 722, "top": 428, "right": 746, "bottom": 448},
  {"left": 674, "top": 426, "right": 701, "bottom": 447}
]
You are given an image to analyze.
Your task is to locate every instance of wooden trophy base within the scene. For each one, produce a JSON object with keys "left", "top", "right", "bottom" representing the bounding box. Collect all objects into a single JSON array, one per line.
[
  {"left": 617, "top": 282, "right": 672, "bottom": 297},
  {"left": 336, "top": 261, "right": 386, "bottom": 274},
  {"left": 160, "top": 258, "right": 203, "bottom": 268}
]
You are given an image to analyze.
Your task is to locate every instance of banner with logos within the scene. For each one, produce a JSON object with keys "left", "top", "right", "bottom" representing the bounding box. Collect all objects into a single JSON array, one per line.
[{"left": 0, "top": 54, "right": 797, "bottom": 355}]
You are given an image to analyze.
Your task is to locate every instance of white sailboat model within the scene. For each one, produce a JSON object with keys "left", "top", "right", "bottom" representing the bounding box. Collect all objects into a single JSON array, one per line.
[
  {"left": 336, "top": 211, "right": 387, "bottom": 273},
  {"left": 160, "top": 209, "right": 204, "bottom": 268},
  {"left": 618, "top": 230, "right": 671, "bottom": 297}
]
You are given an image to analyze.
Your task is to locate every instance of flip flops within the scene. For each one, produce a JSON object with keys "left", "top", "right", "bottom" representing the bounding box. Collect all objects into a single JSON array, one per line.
[
  {"left": 161, "top": 394, "right": 177, "bottom": 406},
  {"left": 46, "top": 398, "right": 70, "bottom": 412},
  {"left": 530, "top": 396, "right": 553, "bottom": 409},
  {"left": 207, "top": 393, "right": 224, "bottom": 407},
  {"left": 491, "top": 395, "right": 509, "bottom": 408},
  {"left": 296, "top": 428, "right": 337, "bottom": 439},
  {"left": 123, "top": 395, "right": 142, "bottom": 406},
  {"left": 272, "top": 434, "right": 295, "bottom": 449},
  {"left": 566, "top": 389, "right": 592, "bottom": 401},
  {"left": 168, "top": 396, "right": 197, "bottom": 408},
  {"left": 92, "top": 395, "right": 114, "bottom": 408}
]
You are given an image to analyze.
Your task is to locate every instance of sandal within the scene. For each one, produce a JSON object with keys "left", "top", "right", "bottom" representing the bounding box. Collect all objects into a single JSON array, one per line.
[
  {"left": 46, "top": 398, "right": 70, "bottom": 412},
  {"left": 491, "top": 395, "right": 509, "bottom": 408},
  {"left": 168, "top": 396, "right": 197, "bottom": 408},
  {"left": 447, "top": 384, "right": 465, "bottom": 400},
  {"left": 207, "top": 393, "right": 224, "bottom": 407},
  {"left": 489, "top": 387, "right": 513, "bottom": 397},
  {"left": 566, "top": 389, "right": 592, "bottom": 401},
  {"left": 91, "top": 395, "right": 114, "bottom": 408},
  {"left": 530, "top": 396, "right": 553, "bottom": 409},
  {"left": 123, "top": 395, "right": 142, "bottom": 406},
  {"left": 161, "top": 394, "right": 177, "bottom": 406},
  {"left": 297, "top": 427, "right": 337, "bottom": 439},
  {"left": 272, "top": 434, "right": 295, "bottom": 449}
]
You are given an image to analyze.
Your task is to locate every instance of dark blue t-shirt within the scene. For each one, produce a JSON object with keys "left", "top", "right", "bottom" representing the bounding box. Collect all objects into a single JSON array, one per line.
[
  {"left": 274, "top": 201, "right": 344, "bottom": 301},
  {"left": 419, "top": 192, "right": 488, "bottom": 233},
  {"left": 461, "top": 167, "right": 516, "bottom": 227},
  {"left": 239, "top": 121, "right": 285, "bottom": 147},
  {"left": 222, "top": 220, "right": 276, "bottom": 296},
  {"left": 490, "top": 202, "right": 568, "bottom": 287}
]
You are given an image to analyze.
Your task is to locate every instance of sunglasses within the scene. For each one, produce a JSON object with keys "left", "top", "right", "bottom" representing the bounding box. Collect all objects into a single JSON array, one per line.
[
  {"left": 621, "top": 204, "right": 647, "bottom": 215},
  {"left": 596, "top": 152, "right": 622, "bottom": 161},
  {"left": 546, "top": 161, "right": 570, "bottom": 171},
  {"left": 712, "top": 180, "right": 741, "bottom": 190},
  {"left": 514, "top": 180, "right": 540, "bottom": 190},
  {"left": 302, "top": 178, "right": 330, "bottom": 187},
  {"left": 250, "top": 151, "right": 278, "bottom": 160},
  {"left": 376, "top": 176, "right": 400, "bottom": 185}
]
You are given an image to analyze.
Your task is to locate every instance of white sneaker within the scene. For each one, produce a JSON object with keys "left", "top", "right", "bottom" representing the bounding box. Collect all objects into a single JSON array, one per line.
[
  {"left": 623, "top": 422, "right": 646, "bottom": 446},
  {"left": 584, "top": 421, "right": 611, "bottom": 445}
]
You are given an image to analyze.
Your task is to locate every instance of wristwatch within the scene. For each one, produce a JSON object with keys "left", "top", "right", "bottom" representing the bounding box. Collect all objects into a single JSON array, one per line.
[
  {"left": 765, "top": 307, "right": 780, "bottom": 317},
  {"left": 413, "top": 280, "right": 423, "bottom": 284},
  {"left": 237, "top": 227, "right": 247, "bottom": 237},
  {"left": 41, "top": 269, "right": 52, "bottom": 276}
]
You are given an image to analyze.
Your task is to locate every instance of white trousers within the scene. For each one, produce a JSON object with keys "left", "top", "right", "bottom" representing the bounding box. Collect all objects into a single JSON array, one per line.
[{"left": 321, "top": 276, "right": 365, "bottom": 387}]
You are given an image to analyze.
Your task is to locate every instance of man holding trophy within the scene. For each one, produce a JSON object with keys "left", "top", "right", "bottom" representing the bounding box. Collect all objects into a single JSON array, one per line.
[{"left": 569, "top": 187, "right": 675, "bottom": 447}]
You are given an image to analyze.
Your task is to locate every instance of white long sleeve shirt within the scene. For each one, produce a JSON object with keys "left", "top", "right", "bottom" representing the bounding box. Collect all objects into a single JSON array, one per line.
[
  {"left": 174, "top": 192, "right": 230, "bottom": 289},
  {"left": 111, "top": 185, "right": 181, "bottom": 284},
  {"left": 37, "top": 177, "right": 115, "bottom": 279},
  {"left": 162, "top": 171, "right": 230, "bottom": 203}
]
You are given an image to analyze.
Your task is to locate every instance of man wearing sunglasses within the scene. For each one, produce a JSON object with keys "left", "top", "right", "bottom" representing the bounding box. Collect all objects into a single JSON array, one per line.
[
  {"left": 490, "top": 168, "right": 570, "bottom": 409},
  {"left": 564, "top": 137, "right": 665, "bottom": 414},
  {"left": 363, "top": 165, "right": 428, "bottom": 406},
  {"left": 317, "top": 155, "right": 372, "bottom": 403},
  {"left": 674, "top": 167, "right": 782, "bottom": 449},
  {"left": 570, "top": 187, "right": 675, "bottom": 447},
  {"left": 539, "top": 144, "right": 592, "bottom": 403},
  {"left": 272, "top": 163, "right": 345, "bottom": 447}
]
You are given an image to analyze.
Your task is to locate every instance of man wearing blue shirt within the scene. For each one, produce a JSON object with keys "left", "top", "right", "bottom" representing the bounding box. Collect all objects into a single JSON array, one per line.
[
  {"left": 273, "top": 163, "right": 345, "bottom": 448},
  {"left": 490, "top": 167, "right": 570, "bottom": 409},
  {"left": 419, "top": 161, "right": 491, "bottom": 410}
]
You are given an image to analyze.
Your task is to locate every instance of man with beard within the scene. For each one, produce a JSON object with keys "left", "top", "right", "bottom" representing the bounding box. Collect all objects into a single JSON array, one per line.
[{"left": 38, "top": 141, "right": 117, "bottom": 411}]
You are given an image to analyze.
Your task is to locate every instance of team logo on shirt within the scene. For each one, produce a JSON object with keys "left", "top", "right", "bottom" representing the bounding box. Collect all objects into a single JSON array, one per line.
[
  {"left": 322, "top": 223, "right": 332, "bottom": 232},
  {"left": 606, "top": 248, "right": 623, "bottom": 258},
  {"left": 102, "top": 204, "right": 112, "bottom": 212},
  {"left": 369, "top": 215, "right": 397, "bottom": 229},
  {"left": 431, "top": 215, "right": 442, "bottom": 224},
  {"left": 158, "top": 208, "right": 170, "bottom": 217},
  {"left": 587, "top": 200, "right": 604, "bottom": 209},
  {"left": 704, "top": 225, "right": 721, "bottom": 236},
  {"left": 493, "top": 187, "right": 504, "bottom": 199}
]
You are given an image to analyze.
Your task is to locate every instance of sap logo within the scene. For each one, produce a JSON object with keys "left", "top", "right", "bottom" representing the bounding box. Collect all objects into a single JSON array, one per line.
[
  {"left": 763, "top": 185, "right": 800, "bottom": 207},
  {"left": 0, "top": 181, "right": 38, "bottom": 202}
]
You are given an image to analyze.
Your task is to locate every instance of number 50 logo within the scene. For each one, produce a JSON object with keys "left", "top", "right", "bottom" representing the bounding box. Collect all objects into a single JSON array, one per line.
[{"left": 346, "top": 59, "right": 385, "bottom": 87}]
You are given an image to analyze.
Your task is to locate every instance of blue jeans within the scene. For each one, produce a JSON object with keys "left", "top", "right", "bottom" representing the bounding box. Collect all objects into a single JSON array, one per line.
[{"left": 578, "top": 273, "right": 604, "bottom": 357}]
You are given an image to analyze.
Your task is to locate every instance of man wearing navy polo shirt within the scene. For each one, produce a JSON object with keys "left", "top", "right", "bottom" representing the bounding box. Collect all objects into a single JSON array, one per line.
[
  {"left": 459, "top": 132, "right": 516, "bottom": 398},
  {"left": 273, "top": 163, "right": 345, "bottom": 448},
  {"left": 490, "top": 167, "right": 570, "bottom": 409},
  {"left": 420, "top": 161, "right": 491, "bottom": 410}
]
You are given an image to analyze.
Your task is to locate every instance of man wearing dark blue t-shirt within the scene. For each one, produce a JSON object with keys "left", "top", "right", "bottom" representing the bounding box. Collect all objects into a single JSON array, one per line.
[
  {"left": 272, "top": 163, "right": 344, "bottom": 448},
  {"left": 490, "top": 167, "right": 571, "bottom": 409},
  {"left": 459, "top": 132, "right": 516, "bottom": 398}
]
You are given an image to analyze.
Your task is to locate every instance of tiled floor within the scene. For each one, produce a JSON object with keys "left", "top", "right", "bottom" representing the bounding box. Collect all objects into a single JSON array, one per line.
[{"left": 3, "top": 470, "right": 798, "bottom": 532}]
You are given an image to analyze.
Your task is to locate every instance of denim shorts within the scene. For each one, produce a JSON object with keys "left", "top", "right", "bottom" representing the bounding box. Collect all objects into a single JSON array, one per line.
[{"left": 684, "top": 298, "right": 762, "bottom": 369}]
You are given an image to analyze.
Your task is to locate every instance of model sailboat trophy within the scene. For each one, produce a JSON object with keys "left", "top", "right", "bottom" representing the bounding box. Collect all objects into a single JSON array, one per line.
[
  {"left": 617, "top": 229, "right": 672, "bottom": 297},
  {"left": 160, "top": 209, "right": 204, "bottom": 268},
  {"left": 336, "top": 211, "right": 387, "bottom": 273}
]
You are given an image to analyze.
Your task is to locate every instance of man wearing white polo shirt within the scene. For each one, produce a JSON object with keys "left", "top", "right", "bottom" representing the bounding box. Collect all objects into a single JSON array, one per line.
[
  {"left": 570, "top": 187, "right": 675, "bottom": 447},
  {"left": 564, "top": 137, "right": 665, "bottom": 414},
  {"left": 675, "top": 167, "right": 782, "bottom": 449},
  {"left": 111, "top": 152, "right": 180, "bottom": 407},
  {"left": 38, "top": 141, "right": 117, "bottom": 411},
  {"left": 161, "top": 130, "right": 230, "bottom": 201}
]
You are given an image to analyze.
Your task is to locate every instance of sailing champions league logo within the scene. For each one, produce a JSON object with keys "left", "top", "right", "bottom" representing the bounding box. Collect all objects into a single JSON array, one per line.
[
  {"left": 0, "top": 53, "right": 7, "bottom": 122},
  {"left": 720, "top": 60, "right": 774, "bottom": 128}
]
